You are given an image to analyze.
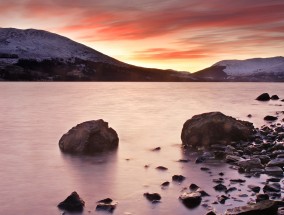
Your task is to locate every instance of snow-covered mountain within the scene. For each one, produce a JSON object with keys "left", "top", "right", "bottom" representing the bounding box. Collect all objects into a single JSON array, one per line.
[
  {"left": 0, "top": 28, "right": 192, "bottom": 81},
  {"left": 213, "top": 57, "right": 284, "bottom": 76},
  {"left": 0, "top": 28, "right": 124, "bottom": 66}
]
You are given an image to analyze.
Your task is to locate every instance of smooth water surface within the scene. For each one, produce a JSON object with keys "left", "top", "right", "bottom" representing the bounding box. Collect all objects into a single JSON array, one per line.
[{"left": 0, "top": 83, "right": 283, "bottom": 215}]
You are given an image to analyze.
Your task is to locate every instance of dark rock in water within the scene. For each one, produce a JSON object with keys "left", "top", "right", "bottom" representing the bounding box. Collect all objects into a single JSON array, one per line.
[
  {"left": 264, "top": 115, "right": 278, "bottom": 121},
  {"left": 189, "top": 183, "right": 199, "bottom": 191},
  {"left": 156, "top": 166, "right": 168, "bottom": 171},
  {"left": 265, "top": 166, "right": 283, "bottom": 176},
  {"left": 59, "top": 120, "right": 119, "bottom": 154},
  {"left": 256, "top": 193, "right": 270, "bottom": 202},
  {"left": 172, "top": 175, "right": 186, "bottom": 182},
  {"left": 266, "top": 158, "right": 284, "bottom": 168},
  {"left": 96, "top": 203, "right": 116, "bottom": 212},
  {"left": 152, "top": 147, "right": 161, "bottom": 151},
  {"left": 58, "top": 191, "right": 85, "bottom": 212},
  {"left": 248, "top": 185, "right": 260, "bottom": 193},
  {"left": 143, "top": 193, "right": 161, "bottom": 202},
  {"left": 225, "top": 200, "right": 278, "bottom": 215},
  {"left": 230, "top": 179, "right": 246, "bottom": 183},
  {"left": 213, "top": 178, "right": 224, "bottom": 184},
  {"left": 179, "top": 192, "right": 202, "bottom": 208},
  {"left": 266, "top": 177, "right": 281, "bottom": 183},
  {"left": 256, "top": 93, "right": 270, "bottom": 101},
  {"left": 97, "top": 198, "right": 113, "bottom": 204},
  {"left": 226, "top": 187, "right": 237, "bottom": 193},
  {"left": 181, "top": 112, "right": 254, "bottom": 148},
  {"left": 200, "top": 167, "right": 210, "bottom": 171},
  {"left": 161, "top": 181, "right": 170, "bottom": 187},
  {"left": 271, "top": 95, "right": 280, "bottom": 100},
  {"left": 96, "top": 198, "right": 117, "bottom": 212},
  {"left": 238, "top": 158, "right": 263, "bottom": 171},
  {"left": 263, "top": 183, "right": 281, "bottom": 193},
  {"left": 218, "top": 195, "right": 230, "bottom": 204},
  {"left": 247, "top": 114, "right": 252, "bottom": 118},
  {"left": 178, "top": 159, "right": 190, "bottom": 163},
  {"left": 214, "top": 184, "right": 227, "bottom": 192},
  {"left": 206, "top": 211, "right": 217, "bottom": 215}
]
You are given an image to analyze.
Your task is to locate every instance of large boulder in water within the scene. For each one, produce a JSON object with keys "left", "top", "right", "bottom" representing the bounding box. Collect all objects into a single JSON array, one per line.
[
  {"left": 59, "top": 120, "right": 119, "bottom": 154},
  {"left": 181, "top": 112, "right": 254, "bottom": 148}
]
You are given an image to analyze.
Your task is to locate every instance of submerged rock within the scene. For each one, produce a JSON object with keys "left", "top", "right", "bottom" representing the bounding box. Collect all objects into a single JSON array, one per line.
[
  {"left": 256, "top": 93, "right": 270, "bottom": 101},
  {"left": 57, "top": 192, "right": 85, "bottom": 212},
  {"left": 181, "top": 112, "right": 254, "bottom": 148},
  {"left": 96, "top": 198, "right": 117, "bottom": 212},
  {"left": 271, "top": 95, "right": 280, "bottom": 100},
  {"left": 264, "top": 116, "right": 278, "bottom": 121},
  {"left": 59, "top": 120, "right": 119, "bottom": 154},
  {"left": 143, "top": 193, "right": 161, "bottom": 202},
  {"left": 225, "top": 200, "right": 278, "bottom": 215},
  {"left": 172, "top": 175, "right": 186, "bottom": 182},
  {"left": 179, "top": 192, "right": 202, "bottom": 208}
]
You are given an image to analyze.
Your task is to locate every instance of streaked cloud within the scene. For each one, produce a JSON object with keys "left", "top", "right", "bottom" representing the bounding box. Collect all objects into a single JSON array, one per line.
[{"left": 0, "top": 0, "right": 284, "bottom": 71}]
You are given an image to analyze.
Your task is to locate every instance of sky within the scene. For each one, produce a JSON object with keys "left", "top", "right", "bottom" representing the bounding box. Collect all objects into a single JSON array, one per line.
[{"left": 1, "top": 0, "right": 284, "bottom": 72}]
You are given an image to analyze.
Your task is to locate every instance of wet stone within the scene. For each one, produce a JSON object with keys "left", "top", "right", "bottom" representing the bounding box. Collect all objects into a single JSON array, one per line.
[
  {"left": 214, "top": 184, "right": 227, "bottom": 192},
  {"left": 143, "top": 193, "right": 161, "bottom": 202},
  {"left": 172, "top": 175, "right": 186, "bottom": 182},
  {"left": 156, "top": 166, "right": 168, "bottom": 171},
  {"left": 58, "top": 192, "right": 85, "bottom": 212},
  {"left": 189, "top": 183, "right": 199, "bottom": 191},
  {"left": 179, "top": 192, "right": 202, "bottom": 209},
  {"left": 248, "top": 185, "right": 260, "bottom": 193}
]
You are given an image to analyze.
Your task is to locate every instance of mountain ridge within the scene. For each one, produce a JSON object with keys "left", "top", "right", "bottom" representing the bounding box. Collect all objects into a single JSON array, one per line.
[{"left": 0, "top": 28, "right": 283, "bottom": 82}]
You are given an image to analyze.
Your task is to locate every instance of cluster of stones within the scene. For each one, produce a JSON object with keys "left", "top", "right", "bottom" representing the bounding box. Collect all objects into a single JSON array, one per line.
[
  {"left": 58, "top": 192, "right": 117, "bottom": 213},
  {"left": 57, "top": 93, "right": 284, "bottom": 214}
]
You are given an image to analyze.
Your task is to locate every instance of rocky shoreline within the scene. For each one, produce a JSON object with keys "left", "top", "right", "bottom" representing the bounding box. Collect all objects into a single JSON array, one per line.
[{"left": 57, "top": 93, "right": 284, "bottom": 215}]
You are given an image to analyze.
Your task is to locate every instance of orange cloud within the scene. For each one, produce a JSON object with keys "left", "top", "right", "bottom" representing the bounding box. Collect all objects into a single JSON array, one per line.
[{"left": 133, "top": 48, "right": 212, "bottom": 60}]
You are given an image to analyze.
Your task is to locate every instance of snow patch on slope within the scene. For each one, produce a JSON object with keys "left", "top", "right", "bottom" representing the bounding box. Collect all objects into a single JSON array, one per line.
[
  {"left": 0, "top": 28, "right": 125, "bottom": 66},
  {"left": 214, "top": 57, "right": 284, "bottom": 76}
]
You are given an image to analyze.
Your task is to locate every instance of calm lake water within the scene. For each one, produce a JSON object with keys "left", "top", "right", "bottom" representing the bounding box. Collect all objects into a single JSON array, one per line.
[{"left": 0, "top": 83, "right": 283, "bottom": 215}]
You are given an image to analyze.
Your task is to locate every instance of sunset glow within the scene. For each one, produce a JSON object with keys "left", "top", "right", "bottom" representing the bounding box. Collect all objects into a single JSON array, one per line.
[{"left": 1, "top": 0, "right": 284, "bottom": 72}]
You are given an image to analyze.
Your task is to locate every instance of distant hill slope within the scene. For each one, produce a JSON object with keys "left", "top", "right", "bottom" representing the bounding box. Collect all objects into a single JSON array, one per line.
[
  {"left": 192, "top": 57, "right": 284, "bottom": 81},
  {"left": 214, "top": 57, "right": 284, "bottom": 76},
  {"left": 0, "top": 28, "right": 193, "bottom": 81},
  {"left": 0, "top": 28, "right": 283, "bottom": 82}
]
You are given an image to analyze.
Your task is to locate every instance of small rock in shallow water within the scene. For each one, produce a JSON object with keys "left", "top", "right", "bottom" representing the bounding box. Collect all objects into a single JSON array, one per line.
[
  {"left": 218, "top": 195, "right": 230, "bottom": 204},
  {"left": 179, "top": 192, "right": 202, "bottom": 208},
  {"left": 256, "top": 93, "right": 270, "bottom": 101},
  {"left": 189, "top": 183, "right": 199, "bottom": 191},
  {"left": 161, "top": 181, "right": 170, "bottom": 187},
  {"left": 151, "top": 147, "right": 161, "bottom": 151},
  {"left": 172, "top": 175, "right": 186, "bottom": 182},
  {"left": 143, "top": 193, "right": 161, "bottom": 202},
  {"left": 214, "top": 184, "right": 227, "bottom": 192},
  {"left": 265, "top": 166, "right": 283, "bottom": 176},
  {"left": 271, "top": 95, "right": 280, "bottom": 100},
  {"left": 96, "top": 198, "right": 117, "bottom": 213},
  {"left": 230, "top": 179, "right": 246, "bottom": 183},
  {"left": 248, "top": 185, "right": 260, "bottom": 193},
  {"left": 263, "top": 183, "right": 281, "bottom": 193},
  {"left": 58, "top": 192, "right": 85, "bottom": 212},
  {"left": 156, "top": 166, "right": 168, "bottom": 171},
  {"left": 264, "top": 115, "right": 278, "bottom": 121},
  {"left": 200, "top": 167, "right": 210, "bottom": 171},
  {"left": 178, "top": 159, "right": 190, "bottom": 163},
  {"left": 205, "top": 211, "right": 217, "bottom": 215}
]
